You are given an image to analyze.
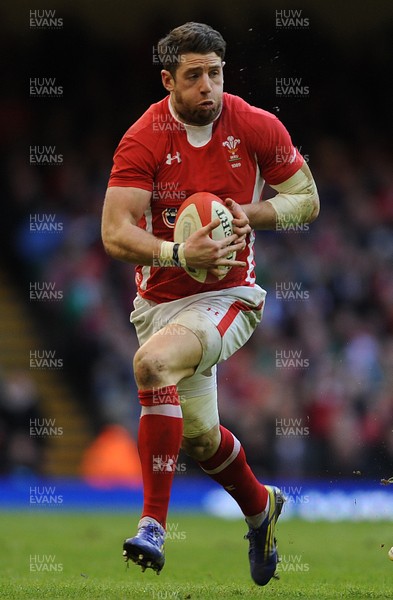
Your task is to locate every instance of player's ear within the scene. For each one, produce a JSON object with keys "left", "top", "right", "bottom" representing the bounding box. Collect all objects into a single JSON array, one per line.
[{"left": 161, "top": 69, "right": 175, "bottom": 92}]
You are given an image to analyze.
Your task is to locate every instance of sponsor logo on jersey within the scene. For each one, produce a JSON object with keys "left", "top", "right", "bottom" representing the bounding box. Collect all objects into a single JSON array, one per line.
[
  {"left": 165, "top": 151, "right": 181, "bottom": 165},
  {"left": 162, "top": 207, "right": 178, "bottom": 228},
  {"left": 222, "top": 135, "right": 242, "bottom": 168}
]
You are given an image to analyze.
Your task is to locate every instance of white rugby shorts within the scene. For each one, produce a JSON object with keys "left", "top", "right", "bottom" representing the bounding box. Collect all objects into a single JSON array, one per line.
[{"left": 130, "top": 285, "right": 266, "bottom": 437}]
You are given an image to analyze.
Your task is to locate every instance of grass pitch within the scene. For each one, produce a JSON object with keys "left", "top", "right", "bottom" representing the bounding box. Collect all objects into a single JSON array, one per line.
[{"left": 0, "top": 512, "right": 391, "bottom": 599}]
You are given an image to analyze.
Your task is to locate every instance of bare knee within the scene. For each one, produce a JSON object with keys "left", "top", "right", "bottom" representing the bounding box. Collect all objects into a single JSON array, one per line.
[
  {"left": 133, "top": 325, "right": 200, "bottom": 390},
  {"left": 133, "top": 347, "right": 168, "bottom": 389},
  {"left": 181, "top": 426, "right": 220, "bottom": 462}
]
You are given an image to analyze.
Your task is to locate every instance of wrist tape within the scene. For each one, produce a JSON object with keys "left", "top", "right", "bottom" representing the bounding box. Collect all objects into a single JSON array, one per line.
[{"left": 158, "top": 241, "right": 186, "bottom": 267}]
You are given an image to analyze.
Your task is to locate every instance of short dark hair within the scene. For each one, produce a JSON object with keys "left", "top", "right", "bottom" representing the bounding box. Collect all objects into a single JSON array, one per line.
[{"left": 157, "top": 22, "right": 226, "bottom": 75}]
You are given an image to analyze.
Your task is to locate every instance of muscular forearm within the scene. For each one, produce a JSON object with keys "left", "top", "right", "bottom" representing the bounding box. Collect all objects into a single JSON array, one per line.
[
  {"left": 102, "top": 208, "right": 245, "bottom": 271},
  {"left": 102, "top": 220, "right": 162, "bottom": 265},
  {"left": 242, "top": 201, "right": 277, "bottom": 230}
]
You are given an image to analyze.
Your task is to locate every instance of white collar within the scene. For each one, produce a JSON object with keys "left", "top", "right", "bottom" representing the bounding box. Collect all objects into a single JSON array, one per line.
[{"left": 168, "top": 97, "right": 221, "bottom": 148}]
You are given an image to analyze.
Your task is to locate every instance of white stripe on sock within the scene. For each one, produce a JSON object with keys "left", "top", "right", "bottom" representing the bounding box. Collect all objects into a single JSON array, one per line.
[
  {"left": 140, "top": 405, "right": 182, "bottom": 418},
  {"left": 201, "top": 435, "right": 241, "bottom": 475}
]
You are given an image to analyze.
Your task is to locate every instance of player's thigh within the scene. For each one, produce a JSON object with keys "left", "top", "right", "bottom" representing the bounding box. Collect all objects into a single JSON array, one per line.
[
  {"left": 134, "top": 322, "right": 203, "bottom": 383},
  {"left": 131, "top": 286, "right": 264, "bottom": 384},
  {"left": 174, "top": 296, "right": 264, "bottom": 374}
]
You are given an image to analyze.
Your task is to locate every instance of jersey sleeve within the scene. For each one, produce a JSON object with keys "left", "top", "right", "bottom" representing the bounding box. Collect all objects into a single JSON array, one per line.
[
  {"left": 245, "top": 110, "right": 304, "bottom": 186},
  {"left": 108, "top": 133, "right": 156, "bottom": 192}
]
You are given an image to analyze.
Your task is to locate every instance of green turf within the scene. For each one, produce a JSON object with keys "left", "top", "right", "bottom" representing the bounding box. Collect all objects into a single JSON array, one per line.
[{"left": 0, "top": 512, "right": 392, "bottom": 599}]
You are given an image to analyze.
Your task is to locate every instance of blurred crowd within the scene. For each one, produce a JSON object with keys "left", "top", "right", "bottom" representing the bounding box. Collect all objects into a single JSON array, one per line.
[
  {"left": 0, "top": 370, "right": 45, "bottom": 475},
  {"left": 219, "top": 139, "right": 393, "bottom": 480},
  {"left": 2, "top": 11, "right": 393, "bottom": 479}
]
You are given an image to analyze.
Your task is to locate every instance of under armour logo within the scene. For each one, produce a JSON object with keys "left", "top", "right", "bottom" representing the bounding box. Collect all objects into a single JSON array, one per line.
[
  {"left": 152, "top": 455, "right": 176, "bottom": 472},
  {"left": 166, "top": 151, "right": 181, "bottom": 165}
]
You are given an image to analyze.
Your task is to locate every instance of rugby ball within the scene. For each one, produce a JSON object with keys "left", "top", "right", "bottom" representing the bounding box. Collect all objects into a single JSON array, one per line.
[{"left": 174, "top": 192, "right": 235, "bottom": 283}]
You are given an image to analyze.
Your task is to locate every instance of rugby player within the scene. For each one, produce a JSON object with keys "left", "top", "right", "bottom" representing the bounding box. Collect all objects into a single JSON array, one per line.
[{"left": 102, "top": 22, "right": 319, "bottom": 586}]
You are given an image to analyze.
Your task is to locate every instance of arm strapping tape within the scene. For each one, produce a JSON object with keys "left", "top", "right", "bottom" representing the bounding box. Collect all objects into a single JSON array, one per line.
[{"left": 266, "top": 167, "right": 319, "bottom": 224}]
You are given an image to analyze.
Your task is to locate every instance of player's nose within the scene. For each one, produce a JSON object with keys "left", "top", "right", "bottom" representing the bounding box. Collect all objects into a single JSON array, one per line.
[{"left": 199, "top": 73, "right": 213, "bottom": 93}]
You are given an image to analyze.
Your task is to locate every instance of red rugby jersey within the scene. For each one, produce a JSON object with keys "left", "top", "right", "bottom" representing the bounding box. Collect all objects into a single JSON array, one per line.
[{"left": 108, "top": 93, "right": 303, "bottom": 303}]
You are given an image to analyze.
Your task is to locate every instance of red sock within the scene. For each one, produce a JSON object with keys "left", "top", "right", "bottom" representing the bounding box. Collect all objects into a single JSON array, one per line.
[
  {"left": 137, "top": 386, "right": 183, "bottom": 528},
  {"left": 199, "top": 425, "right": 268, "bottom": 517}
]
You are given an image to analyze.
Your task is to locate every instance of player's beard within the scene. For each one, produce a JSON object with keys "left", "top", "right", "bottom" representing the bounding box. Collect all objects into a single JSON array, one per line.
[{"left": 172, "top": 91, "right": 222, "bottom": 126}]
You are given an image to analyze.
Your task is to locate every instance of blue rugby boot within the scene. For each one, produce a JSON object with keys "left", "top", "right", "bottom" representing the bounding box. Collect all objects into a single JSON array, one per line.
[
  {"left": 244, "top": 485, "right": 286, "bottom": 586},
  {"left": 123, "top": 517, "right": 165, "bottom": 574}
]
